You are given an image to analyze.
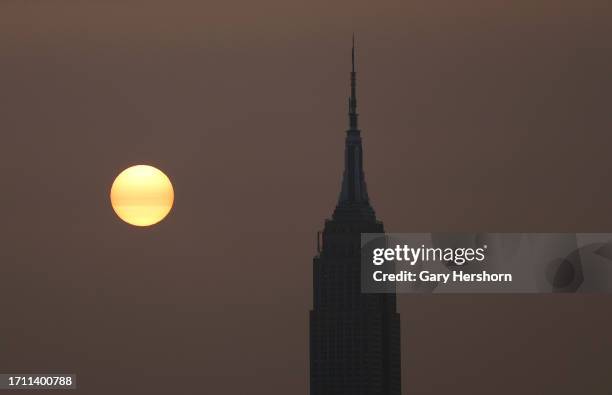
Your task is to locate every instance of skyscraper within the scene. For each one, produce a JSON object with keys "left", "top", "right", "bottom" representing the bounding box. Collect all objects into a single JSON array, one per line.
[{"left": 310, "top": 39, "right": 401, "bottom": 395}]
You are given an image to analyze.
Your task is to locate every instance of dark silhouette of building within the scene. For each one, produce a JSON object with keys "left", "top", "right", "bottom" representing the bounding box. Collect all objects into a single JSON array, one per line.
[{"left": 310, "top": 39, "right": 401, "bottom": 395}]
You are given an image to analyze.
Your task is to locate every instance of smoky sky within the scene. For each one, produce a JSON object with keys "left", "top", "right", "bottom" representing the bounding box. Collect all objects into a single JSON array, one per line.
[{"left": 1, "top": 1, "right": 612, "bottom": 394}]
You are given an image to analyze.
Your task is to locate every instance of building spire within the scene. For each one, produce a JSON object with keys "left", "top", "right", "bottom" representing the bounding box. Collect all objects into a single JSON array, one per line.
[
  {"left": 349, "top": 34, "right": 358, "bottom": 130},
  {"left": 333, "top": 35, "right": 375, "bottom": 221}
]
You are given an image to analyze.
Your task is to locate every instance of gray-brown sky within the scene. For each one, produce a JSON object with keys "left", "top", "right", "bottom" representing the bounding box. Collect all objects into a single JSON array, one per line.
[{"left": 1, "top": 1, "right": 612, "bottom": 394}]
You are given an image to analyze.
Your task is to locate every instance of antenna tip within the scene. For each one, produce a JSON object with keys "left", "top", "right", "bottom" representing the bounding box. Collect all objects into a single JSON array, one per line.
[{"left": 351, "top": 34, "right": 356, "bottom": 72}]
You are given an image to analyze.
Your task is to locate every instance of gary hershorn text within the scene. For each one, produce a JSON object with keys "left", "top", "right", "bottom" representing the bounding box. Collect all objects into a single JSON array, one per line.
[{"left": 373, "top": 270, "right": 513, "bottom": 284}]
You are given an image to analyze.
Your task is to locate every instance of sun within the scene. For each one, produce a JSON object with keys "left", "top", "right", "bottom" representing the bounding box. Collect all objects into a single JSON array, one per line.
[{"left": 110, "top": 165, "right": 174, "bottom": 227}]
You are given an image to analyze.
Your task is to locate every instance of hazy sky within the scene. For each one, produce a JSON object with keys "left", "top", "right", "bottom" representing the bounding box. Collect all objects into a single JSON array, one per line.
[{"left": 1, "top": 1, "right": 612, "bottom": 394}]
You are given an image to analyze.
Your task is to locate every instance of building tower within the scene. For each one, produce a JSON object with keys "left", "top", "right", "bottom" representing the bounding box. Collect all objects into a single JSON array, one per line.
[{"left": 310, "top": 38, "right": 401, "bottom": 395}]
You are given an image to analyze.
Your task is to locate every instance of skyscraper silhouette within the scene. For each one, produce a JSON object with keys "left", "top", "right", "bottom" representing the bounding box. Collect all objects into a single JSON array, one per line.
[{"left": 310, "top": 38, "right": 401, "bottom": 395}]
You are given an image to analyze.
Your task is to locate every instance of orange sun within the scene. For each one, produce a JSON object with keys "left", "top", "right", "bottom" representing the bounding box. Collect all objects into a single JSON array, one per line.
[{"left": 110, "top": 165, "right": 174, "bottom": 226}]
